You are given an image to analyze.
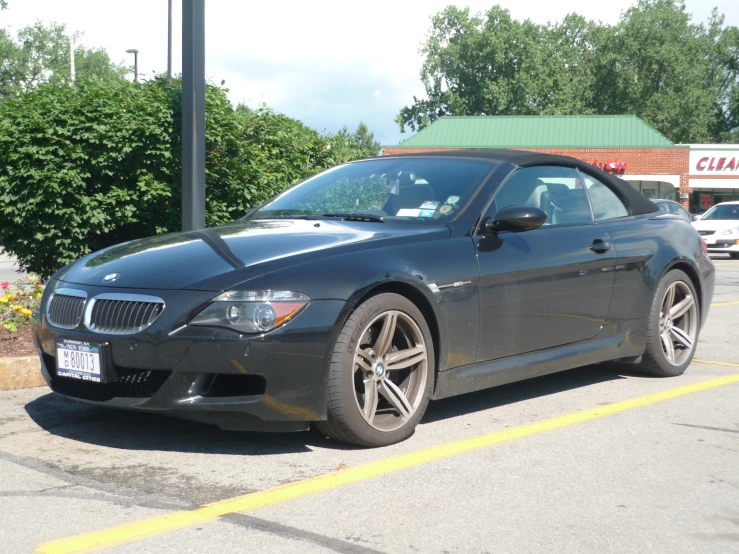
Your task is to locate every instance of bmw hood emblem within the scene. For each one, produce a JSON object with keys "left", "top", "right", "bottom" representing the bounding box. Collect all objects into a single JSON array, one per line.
[{"left": 102, "top": 273, "right": 120, "bottom": 283}]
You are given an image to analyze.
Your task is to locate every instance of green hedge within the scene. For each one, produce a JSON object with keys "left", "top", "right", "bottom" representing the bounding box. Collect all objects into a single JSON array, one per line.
[{"left": 0, "top": 77, "right": 376, "bottom": 277}]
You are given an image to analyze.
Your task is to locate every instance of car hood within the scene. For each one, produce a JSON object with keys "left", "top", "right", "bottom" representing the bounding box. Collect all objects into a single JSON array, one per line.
[
  {"left": 692, "top": 219, "right": 739, "bottom": 232},
  {"left": 56, "top": 219, "right": 449, "bottom": 291}
]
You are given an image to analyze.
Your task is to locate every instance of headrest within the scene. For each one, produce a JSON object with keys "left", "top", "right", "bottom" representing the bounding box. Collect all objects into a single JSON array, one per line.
[
  {"left": 546, "top": 182, "right": 571, "bottom": 195},
  {"left": 397, "top": 172, "right": 416, "bottom": 187}
]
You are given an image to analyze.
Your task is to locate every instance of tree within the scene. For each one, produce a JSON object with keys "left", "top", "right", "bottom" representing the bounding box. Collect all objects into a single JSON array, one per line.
[
  {"left": 0, "top": 79, "right": 382, "bottom": 276},
  {"left": 352, "top": 122, "right": 382, "bottom": 156},
  {"left": 0, "top": 21, "right": 127, "bottom": 97},
  {"left": 335, "top": 122, "right": 382, "bottom": 158},
  {"left": 397, "top": 1, "right": 739, "bottom": 143},
  {"left": 597, "top": 0, "right": 719, "bottom": 143}
]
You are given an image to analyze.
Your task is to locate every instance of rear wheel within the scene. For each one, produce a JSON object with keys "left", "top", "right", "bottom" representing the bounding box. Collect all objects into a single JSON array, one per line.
[
  {"left": 315, "top": 293, "right": 434, "bottom": 447},
  {"left": 637, "top": 269, "right": 699, "bottom": 377}
]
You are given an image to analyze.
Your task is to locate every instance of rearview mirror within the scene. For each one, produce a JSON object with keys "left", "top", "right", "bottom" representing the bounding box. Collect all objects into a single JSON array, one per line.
[{"left": 485, "top": 206, "right": 548, "bottom": 233}]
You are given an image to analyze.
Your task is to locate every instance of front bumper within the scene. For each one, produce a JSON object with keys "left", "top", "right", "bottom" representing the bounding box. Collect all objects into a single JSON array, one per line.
[
  {"left": 34, "top": 282, "right": 351, "bottom": 431},
  {"left": 704, "top": 237, "right": 739, "bottom": 253}
]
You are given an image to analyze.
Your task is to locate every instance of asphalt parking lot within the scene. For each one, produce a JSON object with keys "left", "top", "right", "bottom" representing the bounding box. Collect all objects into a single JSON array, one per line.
[{"left": 1, "top": 259, "right": 738, "bottom": 554}]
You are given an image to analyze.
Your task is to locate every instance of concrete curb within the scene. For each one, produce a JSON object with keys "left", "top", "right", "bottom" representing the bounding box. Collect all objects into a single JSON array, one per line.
[{"left": 0, "top": 355, "right": 46, "bottom": 391}]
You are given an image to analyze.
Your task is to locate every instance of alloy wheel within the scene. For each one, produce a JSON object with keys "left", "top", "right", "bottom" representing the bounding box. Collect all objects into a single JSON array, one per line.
[
  {"left": 659, "top": 280, "right": 698, "bottom": 366},
  {"left": 353, "top": 310, "right": 429, "bottom": 432}
]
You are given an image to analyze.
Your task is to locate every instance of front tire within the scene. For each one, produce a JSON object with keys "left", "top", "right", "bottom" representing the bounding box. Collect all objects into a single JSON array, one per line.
[
  {"left": 637, "top": 269, "right": 699, "bottom": 377},
  {"left": 315, "top": 293, "right": 434, "bottom": 447}
]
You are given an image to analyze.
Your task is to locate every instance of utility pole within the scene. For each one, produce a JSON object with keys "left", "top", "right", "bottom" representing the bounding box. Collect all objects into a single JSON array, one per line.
[
  {"left": 181, "top": 0, "right": 206, "bottom": 231},
  {"left": 167, "top": 0, "right": 173, "bottom": 82},
  {"left": 70, "top": 37, "right": 75, "bottom": 83}
]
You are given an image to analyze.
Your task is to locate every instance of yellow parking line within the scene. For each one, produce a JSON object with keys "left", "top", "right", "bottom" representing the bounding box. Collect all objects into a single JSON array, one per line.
[
  {"left": 36, "top": 372, "right": 739, "bottom": 554},
  {"left": 694, "top": 359, "right": 739, "bottom": 368},
  {"left": 711, "top": 300, "right": 739, "bottom": 307}
]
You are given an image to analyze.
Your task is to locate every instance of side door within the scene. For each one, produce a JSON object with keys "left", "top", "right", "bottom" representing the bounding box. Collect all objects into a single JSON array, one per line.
[
  {"left": 474, "top": 165, "right": 616, "bottom": 363},
  {"left": 578, "top": 170, "right": 655, "bottom": 323}
]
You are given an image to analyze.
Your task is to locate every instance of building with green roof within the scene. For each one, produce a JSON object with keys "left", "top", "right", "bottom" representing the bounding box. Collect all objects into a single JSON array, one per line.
[
  {"left": 384, "top": 115, "right": 676, "bottom": 149},
  {"left": 382, "top": 114, "right": 693, "bottom": 208}
]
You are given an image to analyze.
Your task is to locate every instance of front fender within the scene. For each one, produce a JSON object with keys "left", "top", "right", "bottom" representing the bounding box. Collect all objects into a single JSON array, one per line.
[{"left": 238, "top": 236, "right": 481, "bottom": 373}]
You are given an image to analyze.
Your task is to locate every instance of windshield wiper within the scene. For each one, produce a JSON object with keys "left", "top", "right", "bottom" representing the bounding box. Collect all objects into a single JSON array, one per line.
[
  {"left": 249, "top": 212, "right": 386, "bottom": 222},
  {"left": 250, "top": 214, "right": 323, "bottom": 220},
  {"left": 322, "top": 212, "right": 386, "bottom": 222}
]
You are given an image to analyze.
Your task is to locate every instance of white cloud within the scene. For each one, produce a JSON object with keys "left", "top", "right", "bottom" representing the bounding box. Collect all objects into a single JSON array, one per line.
[{"left": 2, "top": 0, "right": 736, "bottom": 145}]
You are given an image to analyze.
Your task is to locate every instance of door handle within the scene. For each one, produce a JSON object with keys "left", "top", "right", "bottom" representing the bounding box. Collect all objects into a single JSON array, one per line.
[{"left": 590, "top": 239, "right": 611, "bottom": 253}]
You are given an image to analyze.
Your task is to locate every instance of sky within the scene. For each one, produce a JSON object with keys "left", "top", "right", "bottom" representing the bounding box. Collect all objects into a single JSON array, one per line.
[{"left": 2, "top": 0, "right": 737, "bottom": 146}]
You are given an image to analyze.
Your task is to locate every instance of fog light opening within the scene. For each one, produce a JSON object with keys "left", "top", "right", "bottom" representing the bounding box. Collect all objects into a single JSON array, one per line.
[{"left": 205, "top": 374, "right": 267, "bottom": 397}]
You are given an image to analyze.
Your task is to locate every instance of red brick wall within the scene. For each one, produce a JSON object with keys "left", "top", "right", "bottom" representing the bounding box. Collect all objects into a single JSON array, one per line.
[{"left": 382, "top": 147, "right": 690, "bottom": 203}]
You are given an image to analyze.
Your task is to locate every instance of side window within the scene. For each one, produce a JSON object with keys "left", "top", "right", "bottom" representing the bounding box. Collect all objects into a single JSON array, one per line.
[
  {"left": 580, "top": 173, "right": 629, "bottom": 221},
  {"left": 488, "top": 165, "right": 593, "bottom": 227}
]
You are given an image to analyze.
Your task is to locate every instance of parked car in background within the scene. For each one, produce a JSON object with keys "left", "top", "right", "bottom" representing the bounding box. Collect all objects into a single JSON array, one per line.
[
  {"left": 653, "top": 199, "right": 694, "bottom": 223},
  {"left": 34, "top": 150, "right": 715, "bottom": 447},
  {"left": 692, "top": 201, "right": 739, "bottom": 259}
]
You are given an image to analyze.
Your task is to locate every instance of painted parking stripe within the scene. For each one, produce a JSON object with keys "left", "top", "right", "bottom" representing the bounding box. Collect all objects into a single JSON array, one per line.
[
  {"left": 710, "top": 300, "right": 739, "bottom": 307},
  {"left": 36, "top": 371, "right": 739, "bottom": 554},
  {"left": 694, "top": 359, "right": 739, "bottom": 368}
]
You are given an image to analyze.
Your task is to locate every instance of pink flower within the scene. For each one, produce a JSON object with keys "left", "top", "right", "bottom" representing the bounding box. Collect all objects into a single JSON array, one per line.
[{"left": 0, "top": 282, "right": 10, "bottom": 291}]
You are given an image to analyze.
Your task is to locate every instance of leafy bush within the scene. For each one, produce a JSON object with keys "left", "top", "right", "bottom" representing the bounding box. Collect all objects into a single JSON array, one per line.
[{"left": 0, "top": 77, "right": 379, "bottom": 277}]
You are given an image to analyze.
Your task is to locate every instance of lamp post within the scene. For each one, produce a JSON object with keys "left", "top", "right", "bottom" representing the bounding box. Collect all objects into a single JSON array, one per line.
[
  {"left": 167, "top": 0, "right": 173, "bottom": 82},
  {"left": 70, "top": 37, "right": 75, "bottom": 83},
  {"left": 126, "top": 48, "right": 139, "bottom": 82},
  {"left": 181, "top": 0, "right": 206, "bottom": 231}
]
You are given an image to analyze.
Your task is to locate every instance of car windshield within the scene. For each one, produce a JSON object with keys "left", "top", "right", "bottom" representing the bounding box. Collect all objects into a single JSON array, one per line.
[
  {"left": 655, "top": 201, "right": 670, "bottom": 213},
  {"left": 701, "top": 204, "right": 739, "bottom": 220},
  {"left": 249, "top": 158, "right": 497, "bottom": 223}
]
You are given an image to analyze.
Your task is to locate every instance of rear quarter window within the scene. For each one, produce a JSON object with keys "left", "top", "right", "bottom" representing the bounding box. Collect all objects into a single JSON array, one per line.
[{"left": 580, "top": 173, "right": 629, "bottom": 221}]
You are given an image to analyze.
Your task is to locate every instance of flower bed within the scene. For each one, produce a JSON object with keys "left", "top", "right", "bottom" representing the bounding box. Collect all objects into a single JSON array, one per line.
[{"left": 1, "top": 275, "right": 43, "bottom": 357}]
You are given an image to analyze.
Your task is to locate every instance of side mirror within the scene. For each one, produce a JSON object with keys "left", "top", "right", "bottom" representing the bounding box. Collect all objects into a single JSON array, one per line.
[
  {"left": 485, "top": 206, "right": 548, "bottom": 233},
  {"left": 692, "top": 214, "right": 701, "bottom": 222}
]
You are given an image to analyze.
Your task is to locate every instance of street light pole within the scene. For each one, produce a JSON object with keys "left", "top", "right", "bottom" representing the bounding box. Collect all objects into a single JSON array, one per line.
[
  {"left": 126, "top": 49, "right": 139, "bottom": 82},
  {"left": 181, "top": 0, "right": 206, "bottom": 231},
  {"left": 167, "top": 0, "right": 172, "bottom": 82},
  {"left": 69, "top": 37, "right": 75, "bottom": 83}
]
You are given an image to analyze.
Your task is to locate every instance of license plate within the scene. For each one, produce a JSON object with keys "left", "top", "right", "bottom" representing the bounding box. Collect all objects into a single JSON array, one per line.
[{"left": 56, "top": 339, "right": 103, "bottom": 382}]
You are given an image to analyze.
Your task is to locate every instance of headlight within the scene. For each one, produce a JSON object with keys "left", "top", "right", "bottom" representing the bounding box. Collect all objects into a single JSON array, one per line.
[
  {"left": 190, "top": 290, "right": 310, "bottom": 333},
  {"left": 721, "top": 227, "right": 739, "bottom": 235}
]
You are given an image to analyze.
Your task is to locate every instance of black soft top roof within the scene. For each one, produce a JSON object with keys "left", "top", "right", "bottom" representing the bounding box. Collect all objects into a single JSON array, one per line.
[{"left": 382, "top": 148, "right": 659, "bottom": 216}]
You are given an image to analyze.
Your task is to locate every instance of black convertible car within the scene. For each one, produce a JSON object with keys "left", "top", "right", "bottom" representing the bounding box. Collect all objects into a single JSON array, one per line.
[{"left": 34, "top": 150, "right": 715, "bottom": 447}]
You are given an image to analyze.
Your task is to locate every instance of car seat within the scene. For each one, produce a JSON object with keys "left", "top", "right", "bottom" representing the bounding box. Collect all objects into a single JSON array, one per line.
[
  {"left": 384, "top": 172, "right": 436, "bottom": 214},
  {"left": 545, "top": 183, "right": 592, "bottom": 225},
  {"left": 494, "top": 177, "right": 545, "bottom": 213}
]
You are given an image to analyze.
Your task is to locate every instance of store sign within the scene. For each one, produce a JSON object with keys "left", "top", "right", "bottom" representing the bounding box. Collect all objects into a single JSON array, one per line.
[
  {"left": 584, "top": 160, "right": 627, "bottom": 173},
  {"left": 689, "top": 150, "right": 739, "bottom": 175}
]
